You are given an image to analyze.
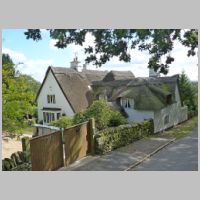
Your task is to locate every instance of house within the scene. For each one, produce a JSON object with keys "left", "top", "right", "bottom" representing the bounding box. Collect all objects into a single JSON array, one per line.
[
  {"left": 36, "top": 57, "right": 188, "bottom": 133},
  {"left": 92, "top": 71, "right": 188, "bottom": 133},
  {"left": 36, "top": 57, "right": 108, "bottom": 125}
]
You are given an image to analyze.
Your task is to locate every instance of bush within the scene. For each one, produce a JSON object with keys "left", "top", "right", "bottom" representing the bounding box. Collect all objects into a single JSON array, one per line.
[
  {"left": 108, "top": 111, "right": 128, "bottom": 127},
  {"left": 50, "top": 116, "right": 73, "bottom": 129},
  {"left": 73, "top": 100, "right": 128, "bottom": 130},
  {"left": 86, "top": 100, "right": 112, "bottom": 130},
  {"left": 73, "top": 111, "right": 89, "bottom": 125},
  {"left": 94, "top": 119, "right": 154, "bottom": 154}
]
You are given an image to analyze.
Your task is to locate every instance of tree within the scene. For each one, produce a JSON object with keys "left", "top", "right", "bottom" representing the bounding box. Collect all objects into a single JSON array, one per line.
[
  {"left": 24, "top": 29, "right": 198, "bottom": 74},
  {"left": 179, "top": 71, "right": 196, "bottom": 112},
  {"left": 2, "top": 53, "right": 41, "bottom": 133}
]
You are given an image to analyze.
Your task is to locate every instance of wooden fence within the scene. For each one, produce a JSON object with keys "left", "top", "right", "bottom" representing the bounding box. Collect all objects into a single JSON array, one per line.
[
  {"left": 30, "top": 131, "right": 64, "bottom": 171},
  {"left": 30, "top": 119, "right": 95, "bottom": 171}
]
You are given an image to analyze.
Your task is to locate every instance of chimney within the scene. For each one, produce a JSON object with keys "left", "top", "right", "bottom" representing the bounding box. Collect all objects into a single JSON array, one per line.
[
  {"left": 70, "top": 56, "right": 80, "bottom": 71},
  {"left": 83, "top": 64, "right": 87, "bottom": 71},
  {"left": 149, "top": 68, "right": 160, "bottom": 77}
]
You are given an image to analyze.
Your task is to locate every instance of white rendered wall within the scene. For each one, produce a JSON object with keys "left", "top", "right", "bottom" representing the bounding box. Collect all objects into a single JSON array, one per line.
[
  {"left": 125, "top": 108, "right": 154, "bottom": 123},
  {"left": 153, "top": 85, "right": 188, "bottom": 133},
  {"left": 37, "top": 70, "right": 74, "bottom": 124},
  {"left": 125, "top": 85, "right": 187, "bottom": 133}
]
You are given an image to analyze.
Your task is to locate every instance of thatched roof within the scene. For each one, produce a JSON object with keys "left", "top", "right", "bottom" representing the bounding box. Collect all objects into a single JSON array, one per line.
[
  {"left": 92, "top": 75, "right": 179, "bottom": 111},
  {"left": 36, "top": 66, "right": 108, "bottom": 113},
  {"left": 52, "top": 67, "right": 109, "bottom": 112},
  {"left": 82, "top": 69, "right": 108, "bottom": 82},
  {"left": 37, "top": 65, "right": 180, "bottom": 113},
  {"left": 103, "top": 70, "right": 135, "bottom": 82}
]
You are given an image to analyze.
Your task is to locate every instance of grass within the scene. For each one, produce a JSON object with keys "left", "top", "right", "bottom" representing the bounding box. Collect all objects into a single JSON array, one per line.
[{"left": 158, "top": 116, "right": 198, "bottom": 139}]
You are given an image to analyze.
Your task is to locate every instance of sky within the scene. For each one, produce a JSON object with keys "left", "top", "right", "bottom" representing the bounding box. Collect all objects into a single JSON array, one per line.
[{"left": 2, "top": 29, "right": 198, "bottom": 83}]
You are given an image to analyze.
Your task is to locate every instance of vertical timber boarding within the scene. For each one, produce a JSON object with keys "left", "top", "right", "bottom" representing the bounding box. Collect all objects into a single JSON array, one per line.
[
  {"left": 30, "top": 119, "right": 95, "bottom": 170},
  {"left": 30, "top": 131, "right": 64, "bottom": 171},
  {"left": 64, "top": 119, "right": 94, "bottom": 167}
]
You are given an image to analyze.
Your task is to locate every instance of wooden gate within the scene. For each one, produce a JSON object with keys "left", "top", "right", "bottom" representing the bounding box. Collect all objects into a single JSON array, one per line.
[
  {"left": 64, "top": 122, "right": 90, "bottom": 166},
  {"left": 30, "top": 131, "right": 64, "bottom": 171},
  {"left": 30, "top": 119, "right": 95, "bottom": 170}
]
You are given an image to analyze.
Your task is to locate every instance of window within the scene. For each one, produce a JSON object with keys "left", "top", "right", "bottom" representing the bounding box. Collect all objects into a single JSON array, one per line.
[
  {"left": 47, "top": 95, "right": 56, "bottom": 104},
  {"left": 164, "top": 115, "right": 169, "bottom": 125},
  {"left": 121, "top": 98, "right": 132, "bottom": 108},
  {"left": 98, "top": 94, "right": 107, "bottom": 101},
  {"left": 57, "top": 113, "right": 61, "bottom": 120},
  {"left": 47, "top": 95, "right": 50, "bottom": 103},
  {"left": 166, "top": 94, "right": 172, "bottom": 104},
  {"left": 43, "top": 112, "right": 55, "bottom": 123}
]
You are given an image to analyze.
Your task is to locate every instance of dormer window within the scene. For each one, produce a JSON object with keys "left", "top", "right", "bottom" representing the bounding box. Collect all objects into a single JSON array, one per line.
[
  {"left": 166, "top": 94, "right": 172, "bottom": 104},
  {"left": 47, "top": 95, "right": 56, "bottom": 104},
  {"left": 120, "top": 98, "right": 134, "bottom": 108},
  {"left": 98, "top": 94, "right": 107, "bottom": 101}
]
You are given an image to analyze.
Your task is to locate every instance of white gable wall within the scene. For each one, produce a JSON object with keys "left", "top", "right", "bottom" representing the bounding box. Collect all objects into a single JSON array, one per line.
[
  {"left": 153, "top": 85, "right": 188, "bottom": 133},
  {"left": 37, "top": 70, "right": 74, "bottom": 124}
]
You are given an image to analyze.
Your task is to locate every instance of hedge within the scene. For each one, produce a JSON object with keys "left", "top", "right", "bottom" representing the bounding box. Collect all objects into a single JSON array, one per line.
[{"left": 94, "top": 119, "right": 154, "bottom": 154}]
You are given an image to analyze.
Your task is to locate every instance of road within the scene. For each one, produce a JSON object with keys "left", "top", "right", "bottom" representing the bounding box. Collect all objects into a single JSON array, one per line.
[{"left": 131, "top": 128, "right": 198, "bottom": 171}]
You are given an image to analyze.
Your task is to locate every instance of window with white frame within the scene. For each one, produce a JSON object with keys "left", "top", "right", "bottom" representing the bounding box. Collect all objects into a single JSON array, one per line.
[
  {"left": 98, "top": 93, "right": 107, "bottom": 101},
  {"left": 120, "top": 98, "right": 134, "bottom": 108},
  {"left": 47, "top": 95, "right": 56, "bottom": 104},
  {"left": 43, "top": 112, "right": 55, "bottom": 123}
]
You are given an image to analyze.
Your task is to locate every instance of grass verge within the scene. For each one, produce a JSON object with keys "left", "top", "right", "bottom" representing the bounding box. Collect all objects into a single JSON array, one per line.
[{"left": 158, "top": 116, "right": 198, "bottom": 139}]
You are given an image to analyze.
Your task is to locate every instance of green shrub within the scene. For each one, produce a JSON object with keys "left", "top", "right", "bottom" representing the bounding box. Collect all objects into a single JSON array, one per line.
[
  {"left": 86, "top": 100, "right": 112, "bottom": 130},
  {"left": 73, "top": 111, "right": 89, "bottom": 125},
  {"left": 50, "top": 116, "right": 73, "bottom": 129},
  {"left": 108, "top": 111, "right": 128, "bottom": 127},
  {"left": 94, "top": 119, "right": 154, "bottom": 154},
  {"left": 73, "top": 100, "right": 128, "bottom": 130}
]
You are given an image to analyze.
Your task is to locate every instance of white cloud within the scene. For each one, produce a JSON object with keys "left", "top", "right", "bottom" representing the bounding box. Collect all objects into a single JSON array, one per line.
[
  {"left": 2, "top": 48, "right": 53, "bottom": 82},
  {"left": 3, "top": 48, "right": 26, "bottom": 62},
  {"left": 3, "top": 35, "right": 198, "bottom": 83}
]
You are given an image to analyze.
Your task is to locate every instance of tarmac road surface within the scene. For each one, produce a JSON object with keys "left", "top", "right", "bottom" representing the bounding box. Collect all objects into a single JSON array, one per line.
[{"left": 131, "top": 128, "right": 198, "bottom": 171}]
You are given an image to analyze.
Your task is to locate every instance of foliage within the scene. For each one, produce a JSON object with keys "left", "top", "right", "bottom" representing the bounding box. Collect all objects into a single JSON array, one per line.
[
  {"left": 73, "top": 111, "right": 89, "bottom": 125},
  {"left": 159, "top": 116, "right": 198, "bottom": 139},
  {"left": 86, "top": 100, "right": 112, "bottom": 130},
  {"left": 94, "top": 119, "right": 154, "bottom": 154},
  {"left": 179, "top": 71, "right": 197, "bottom": 112},
  {"left": 24, "top": 29, "right": 198, "bottom": 74},
  {"left": 72, "top": 100, "right": 127, "bottom": 130},
  {"left": 2, "top": 53, "right": 41, "bottom": 133},
  {"left": 50, "top": 116, "right": 73, "bottom": 129},
  {"left": 108, "top": 111, "right": 128, "bottom": 127}
]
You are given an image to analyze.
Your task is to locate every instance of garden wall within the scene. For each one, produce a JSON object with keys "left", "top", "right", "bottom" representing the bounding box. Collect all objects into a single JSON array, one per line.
[
  {"left": 94, "top": 119, "right": 154, "bottom": 154},
  {"left": 2, "top": 137, "right": 31, "bottom": 171}
]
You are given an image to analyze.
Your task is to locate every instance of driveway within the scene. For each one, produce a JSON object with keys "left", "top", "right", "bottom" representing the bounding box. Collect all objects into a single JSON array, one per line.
[{"left": 131, "top": 127, "right": 198, "bottom": 171}]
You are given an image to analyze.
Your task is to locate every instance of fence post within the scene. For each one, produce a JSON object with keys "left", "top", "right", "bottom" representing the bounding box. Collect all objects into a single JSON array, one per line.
[
  {"left": 21, "top": 137, "right": 30, "bottom": 152},
  {"left": 89, "top": 118, "right": 95, "bottom": 155}
]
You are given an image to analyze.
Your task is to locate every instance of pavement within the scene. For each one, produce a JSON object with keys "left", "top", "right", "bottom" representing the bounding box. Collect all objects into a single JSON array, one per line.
[
  {"left": 58, "top": 135, "right": 176, "bottom": 171},
  {"left": 131, "top": 127, "right": 198, "bottom": 171},
  {"left": 58, "top": 127, "right": 198, "bottom": 171}
]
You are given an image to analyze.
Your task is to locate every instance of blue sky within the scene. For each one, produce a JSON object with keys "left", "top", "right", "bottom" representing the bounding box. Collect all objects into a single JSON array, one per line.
[{"left": 2, "top": 29, "right": 198, "bottom": 82}]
